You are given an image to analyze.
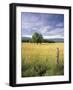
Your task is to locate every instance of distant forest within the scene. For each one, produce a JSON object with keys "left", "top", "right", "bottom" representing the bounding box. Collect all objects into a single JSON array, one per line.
[
  {"left": 22, "top": 39, "right": 64, "bottom": 43},
  {"left": 22, "top": 39, "right": 55, "bottom": 43}
]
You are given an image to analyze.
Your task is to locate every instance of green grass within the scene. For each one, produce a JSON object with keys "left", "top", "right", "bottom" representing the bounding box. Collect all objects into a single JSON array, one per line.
[{"left": 21, "top": 43, "right": 64, "bottom": 77}]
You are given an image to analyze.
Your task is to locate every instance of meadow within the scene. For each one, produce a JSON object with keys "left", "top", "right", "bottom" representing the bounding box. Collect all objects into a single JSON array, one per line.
[{"left": 21, "top": 43, "right": 64, "bottom": 77}]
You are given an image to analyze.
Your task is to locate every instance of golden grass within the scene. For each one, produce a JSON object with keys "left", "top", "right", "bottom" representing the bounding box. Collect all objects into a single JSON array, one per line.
[
  {"left": 21, "top": 43, "right": 64, "bottom": 77},
  {"left": 22, "top": 43, "right": 64, "bottom": 64}
]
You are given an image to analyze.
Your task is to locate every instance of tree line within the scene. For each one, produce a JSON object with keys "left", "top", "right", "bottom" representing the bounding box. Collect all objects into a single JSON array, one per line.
[{"left": 22, "top": 32, "right": 55, "bottom": 43}]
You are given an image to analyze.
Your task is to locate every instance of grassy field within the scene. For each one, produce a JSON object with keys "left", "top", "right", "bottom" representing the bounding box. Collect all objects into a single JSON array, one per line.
[{"left": 21, "top": 43, "right": 64, "bottom": 77}]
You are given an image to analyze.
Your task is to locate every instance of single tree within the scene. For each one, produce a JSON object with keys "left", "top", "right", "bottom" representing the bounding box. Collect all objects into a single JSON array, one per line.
[{"left": 32, "top": 32, "right": 43, "bottom": 44}]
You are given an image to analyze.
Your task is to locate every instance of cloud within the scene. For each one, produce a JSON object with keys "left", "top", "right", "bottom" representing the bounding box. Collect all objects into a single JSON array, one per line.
[
  {"left": 21, "top": 12, "right": 64, "bottom": 39},
  {"left": 39, "top": 25, "right": 53, "bottom": 34},
  {"left": 56, "top": 22, "right": 64, "bottom": 27}
]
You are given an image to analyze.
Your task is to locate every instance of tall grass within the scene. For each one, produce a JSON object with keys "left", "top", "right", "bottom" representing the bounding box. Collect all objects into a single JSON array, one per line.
[{"left": 21, "top": 43, "right": 64, "bottom": 77}]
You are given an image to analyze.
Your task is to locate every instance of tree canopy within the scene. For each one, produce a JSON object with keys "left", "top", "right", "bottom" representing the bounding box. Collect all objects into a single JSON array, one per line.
[{"left": 32, "top": 32, "right": 43, "bottom": 44}]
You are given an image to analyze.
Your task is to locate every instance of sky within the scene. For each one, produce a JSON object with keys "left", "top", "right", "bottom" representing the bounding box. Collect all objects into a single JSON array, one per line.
[{"left": 21, "top": 12, "right": 64, "bottom": 39}]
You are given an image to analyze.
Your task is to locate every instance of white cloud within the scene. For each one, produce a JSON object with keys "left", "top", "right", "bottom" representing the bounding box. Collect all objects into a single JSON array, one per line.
[
  {"left": 46, "top": 27, "right": 64, "bottom": 35},
  {"left": 56, "top": 22, "right": 64, "bottom": 27},
  {"left": 39, "top": 25, "right": 52, "bottom": 34},
  {"left": 43, "top": 35, "right": 64, "bottom": 39}
]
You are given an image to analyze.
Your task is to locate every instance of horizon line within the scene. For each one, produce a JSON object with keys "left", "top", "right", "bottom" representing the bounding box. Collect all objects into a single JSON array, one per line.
[{"left": 22, "top": 35, "right": 64, "bottom": 39}]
